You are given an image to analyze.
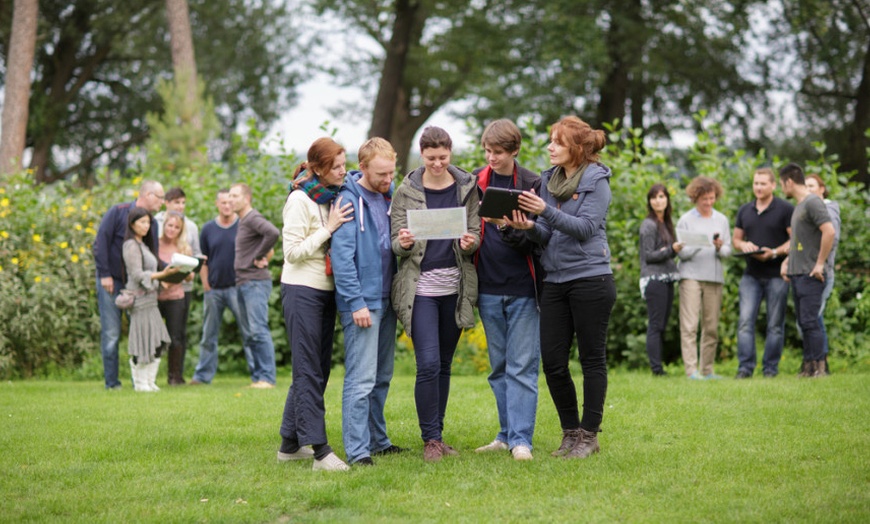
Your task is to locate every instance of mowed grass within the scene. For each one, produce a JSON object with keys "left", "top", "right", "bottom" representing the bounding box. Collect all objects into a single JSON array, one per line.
[{"left": 1, "top": 367, "right": 868, "bottom": 523}]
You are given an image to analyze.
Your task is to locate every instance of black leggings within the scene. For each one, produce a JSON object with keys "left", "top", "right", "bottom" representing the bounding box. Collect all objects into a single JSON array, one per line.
[{"left": 539, "top": 275, "right": 616, "bottom": 432}]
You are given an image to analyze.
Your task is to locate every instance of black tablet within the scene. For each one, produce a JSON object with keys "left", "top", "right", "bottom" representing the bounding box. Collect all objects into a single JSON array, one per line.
[{"left": 479, "top": 187, "right": 522, "bottom": 219}]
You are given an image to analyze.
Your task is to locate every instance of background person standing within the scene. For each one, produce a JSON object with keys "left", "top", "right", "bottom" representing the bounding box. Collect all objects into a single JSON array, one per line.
[
  {"left": 229, "top": 182, "right": 279, "bottom": 389},
  {"left": 733, "top": 167, "right": 793, "bottom": 378},
  {"left": 191, "top": 189, "right": 255, "bottom": 384},
  {"left": 93, "top": 180, "right": 165, "bottom": 389}
]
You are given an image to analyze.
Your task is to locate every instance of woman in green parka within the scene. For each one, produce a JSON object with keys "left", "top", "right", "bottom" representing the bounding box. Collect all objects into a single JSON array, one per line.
[{"left": 390, "top": 126, "right": 480, "bottom": 463}]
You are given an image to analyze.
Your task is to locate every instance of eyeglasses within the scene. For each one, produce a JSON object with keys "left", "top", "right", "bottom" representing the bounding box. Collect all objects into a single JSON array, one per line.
[{"left": 151, "top": 192, "right": 166, "bottom": 200}]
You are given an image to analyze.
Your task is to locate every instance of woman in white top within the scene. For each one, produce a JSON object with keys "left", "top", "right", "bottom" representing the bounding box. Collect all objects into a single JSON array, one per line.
[
  {"left": 675, "top": 176, "right": 731, "bottom": 380},
  {"left": 276, "top": 137, "right": 353, "bottom": 472}
]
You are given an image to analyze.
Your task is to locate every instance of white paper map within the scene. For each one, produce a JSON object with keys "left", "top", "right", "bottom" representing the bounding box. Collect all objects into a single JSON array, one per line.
[{"left": 407, "top": 208, "right": 467, "bottom": 240}]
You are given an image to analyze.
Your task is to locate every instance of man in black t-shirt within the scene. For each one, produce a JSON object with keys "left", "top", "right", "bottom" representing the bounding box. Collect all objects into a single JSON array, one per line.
[{"left": 733, "top": 168, "right": 794, "bottom": 378}]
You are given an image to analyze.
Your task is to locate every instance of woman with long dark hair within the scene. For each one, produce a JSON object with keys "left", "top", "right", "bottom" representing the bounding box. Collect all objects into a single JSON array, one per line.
[
  {"left": 122, "top": 207, "right": 179, "bottom": 392},
  {"left": 639, "top": 184, "right": 682, "bottom": 375},
  {"left": 276, "top": 137, "right": 354, "bottom": 471}
]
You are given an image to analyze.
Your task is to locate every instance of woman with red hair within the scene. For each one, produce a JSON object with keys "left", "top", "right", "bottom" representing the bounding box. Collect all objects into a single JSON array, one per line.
[{"left": 507, "top": 116, "right": 616, "bottom": 459}]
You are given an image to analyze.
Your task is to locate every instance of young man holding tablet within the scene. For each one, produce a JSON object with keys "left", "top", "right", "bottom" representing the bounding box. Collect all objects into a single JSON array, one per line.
[{"left": 473, "top": 119, "right": 542, "bottom": 460}]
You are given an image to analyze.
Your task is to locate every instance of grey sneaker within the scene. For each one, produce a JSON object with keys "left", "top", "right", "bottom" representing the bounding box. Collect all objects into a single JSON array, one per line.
[
  {"left": 277, "top": 446, "right": 315, "bottom": 462},
  {"left": 563, "top": 428, "right": 600, "bottom": 459},
  {"left": 551, "top": 429, "right": 582, "bottom": 457},
  {"left": 312, "top": 452, "right": 349, "bottom": 471},
  {"left": 475, "top": 439, "right": 508, "bottom": 453},
  {"left": 511, "top": 445, "right": 533, "bottom": 461}
]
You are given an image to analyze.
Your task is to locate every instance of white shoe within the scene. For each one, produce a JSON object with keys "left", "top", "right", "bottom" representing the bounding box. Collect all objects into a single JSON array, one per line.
[
  {"left": 277, "top": 446, "right": 315, "bottom": 462},
  {"left": 312, "top": 452, "right": 349, "bottom": 471},
  {"left": 511, "top": 445, "right": 533, "bottom": 461},
  {"left": 248, "top": 381, "right": 275, "bottom": 389},
  {"left": 475, "top": 439, "right": 509, "bottom": 453}
]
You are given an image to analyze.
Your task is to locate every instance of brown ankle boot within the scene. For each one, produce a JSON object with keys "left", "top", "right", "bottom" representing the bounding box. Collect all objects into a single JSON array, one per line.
[
  {"left": 797, "top": 360, "right": 812, "bottom": 378},
  {"left": 563, "top": 428, "right": 600, "bottom": 459},
  {"left": 811, "top": 359, "right": 827, "bottom": 378},
  {"left": 551, "top": 429, "right": 582, "bottom": 457}
]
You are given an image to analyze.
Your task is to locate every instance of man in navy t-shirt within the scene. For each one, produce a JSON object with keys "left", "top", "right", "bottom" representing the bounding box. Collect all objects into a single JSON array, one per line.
[{"left": 190, "top": 189, "right": 254, "bottom": 384}]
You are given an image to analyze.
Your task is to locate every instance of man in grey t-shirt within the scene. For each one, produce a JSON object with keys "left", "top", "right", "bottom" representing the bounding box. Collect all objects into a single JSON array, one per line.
[
  {"left": 230, "top": 182, "right": 280, "bottom": 388},
  {"left": 778, "top": 163, "right": 834, "bottom": 378}
]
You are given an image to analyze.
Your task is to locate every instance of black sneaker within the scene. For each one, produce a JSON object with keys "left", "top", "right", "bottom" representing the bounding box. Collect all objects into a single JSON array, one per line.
[
  {"left": 735, "top": 370, "right": 752, "bottom": 379},
  {"left": 353, "top": 457, "right": 375, "bottom": 466},
  {"left": 373, "top": 445, "right": 408, "bottom": 456}
]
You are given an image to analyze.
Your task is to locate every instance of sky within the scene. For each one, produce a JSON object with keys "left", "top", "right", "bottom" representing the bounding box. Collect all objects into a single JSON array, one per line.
[{"left": 262, "top": 74, "right": 473, "bottom": 159}]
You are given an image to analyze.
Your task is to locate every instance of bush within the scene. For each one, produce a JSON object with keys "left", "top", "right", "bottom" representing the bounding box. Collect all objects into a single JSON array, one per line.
[{"left": 1, "top": 116, "right": 868, "bottom": 378}]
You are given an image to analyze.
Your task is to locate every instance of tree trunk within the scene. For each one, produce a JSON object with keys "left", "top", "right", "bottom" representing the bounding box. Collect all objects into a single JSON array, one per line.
[
  {"left": 165, "top": 0, "right": 200, "bottom": 129},
  {"left": 843, "top": 36, "right": 870, "bottom": 186},
  {"left": 0, "top": 0, "right": 39, "bottom": 176},
  {"left": 596, "top": 0, "right": 644, "bottom": 130}
]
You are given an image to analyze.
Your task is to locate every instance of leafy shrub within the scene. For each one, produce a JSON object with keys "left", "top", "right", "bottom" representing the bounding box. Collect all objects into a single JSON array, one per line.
[{"left": 1, "top": 116, "right": 867, "bottom": 378}]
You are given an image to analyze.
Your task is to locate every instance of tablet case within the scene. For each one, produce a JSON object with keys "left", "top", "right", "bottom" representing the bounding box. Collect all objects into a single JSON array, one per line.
[{"left": 479, "top": 187, "right": 522, "bottom": 219}]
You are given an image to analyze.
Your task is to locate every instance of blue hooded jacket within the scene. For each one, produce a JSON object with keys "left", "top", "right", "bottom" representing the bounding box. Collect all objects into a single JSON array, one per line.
[
  {"left": 331, "top": 170, "right": 397, "bottom": 313},
  {"left": 527, "top": 162, "right": 613, "bottom": 282}
]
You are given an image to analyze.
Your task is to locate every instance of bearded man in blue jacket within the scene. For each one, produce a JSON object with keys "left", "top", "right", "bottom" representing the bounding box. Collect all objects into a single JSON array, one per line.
[{"left": 331, "top": 137, "right": 406, "bottom": 466}]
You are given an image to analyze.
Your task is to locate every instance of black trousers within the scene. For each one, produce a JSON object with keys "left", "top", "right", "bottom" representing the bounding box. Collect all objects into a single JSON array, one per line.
[
  {"left": 539, "top": 275, "right": 616, "bottom": 432},
  {"left": 645, "top": 280, "right": 674, "bottom": 373}
]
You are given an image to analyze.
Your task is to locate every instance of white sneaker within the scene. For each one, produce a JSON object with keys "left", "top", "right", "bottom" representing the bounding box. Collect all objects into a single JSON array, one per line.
[
  {"left": 475, "top": 439, "right": 509, "bottom": 453},
  {"left": 248, "top": 381, "right": 275, "bottom": 389},
  {"left": 313, "top": 452, "right": 349, "bottom": 471},
  {"left": 277, "top": 446, "right": 315, "bottom": 462},
  {"left": 511, "top": 445, "right": 533, "bottom": 461}
]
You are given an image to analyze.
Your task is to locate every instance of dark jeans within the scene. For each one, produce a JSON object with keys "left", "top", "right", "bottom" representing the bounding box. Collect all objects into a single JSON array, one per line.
[
  {"left": 540, "top": 275, "right": 616, "bottom": 432},
  {"left": 411, "top": 294, "right": 461, "bottom": 442},
  {"left": 279, "top": 284, "right": 336, "bottom": 450},
  {"left": 792, "top": 275, "right": 826, "bottom": 361},
  {"left": 644, "top": 280, "right": 674, "bottom": 374}
]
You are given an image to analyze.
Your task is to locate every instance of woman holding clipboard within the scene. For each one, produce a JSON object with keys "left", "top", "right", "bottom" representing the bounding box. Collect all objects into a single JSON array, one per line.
[
  {"left": 505, "top": 116, "right": 615, "bottom": 460},
  {"left": 390, "top": 126, "right": 480, "bottom": 462},
  {"left": 158, "top": 210, "right": 195, "bottom": 386}
]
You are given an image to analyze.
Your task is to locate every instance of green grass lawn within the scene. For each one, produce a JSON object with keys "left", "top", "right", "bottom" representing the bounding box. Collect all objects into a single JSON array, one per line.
[{"left": 1, "top": 368, "right": 868, "bottom": 523}]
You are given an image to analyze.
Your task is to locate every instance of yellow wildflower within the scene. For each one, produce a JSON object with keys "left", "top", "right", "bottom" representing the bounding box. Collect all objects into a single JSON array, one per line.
[
  {"left": 132, "top": 176, "right": 142, "bottom": 186},
  {"left": 0, "top": 197, "right": 8, "bottom": 207},
  {"left": 32, "top": 234, "right": 42, "bottom": 243},
  {"left": 34, "top": 276, "right": 42, "bottom": 283},
  {"left": 11, "top": 257, "right": 19, "bottom": 265},
  {"left": 85, "top": 227, "right": 96, "bottom": 235},
  {"left": 71, "top": 254, "right": 80, "bottom": 263},
  {"left": 75, "top": 223, "right": 82, "bottom": 231},
  {"left": 79, "top": 246, "right": 86, "bottom": 254},
  {"left": 0, "top": 265, "right": 3, "bottom": 272},
  {"left": 81, "top": 204, "right": 89, "bottom": 212},
  {"left": 0, "top": 231, "right": 8, "bottom": 239},
  {"left": 59, "top": 241, "right": 69, "bottom": 249}
]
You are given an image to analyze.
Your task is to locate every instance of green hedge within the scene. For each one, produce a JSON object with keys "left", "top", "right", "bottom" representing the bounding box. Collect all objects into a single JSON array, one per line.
[{"left": 1, "top": 118, "right": 868, "bottom": 379}]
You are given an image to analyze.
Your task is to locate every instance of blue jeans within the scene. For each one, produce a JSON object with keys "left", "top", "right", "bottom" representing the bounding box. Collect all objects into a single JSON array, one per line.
[
  {"left": 193, "top": 287, "right": 254, "bottom": 384},
  {"left": 736, "top": 274, "right": 789, "bottom": 375},
  {"left": 237, "top": 279, "right": 277, "bottom": 384},
  {"left": 478, "top": 293, "right": 540, "bottom": 449},
  {"left": 819, "top": 273, "right": 834, "bottom": 355},
  {"left": 340, "top": 306, "right": 397, "bottom": 463},
  {"left": 96, "top": 279, "right": 123, "bottom": 389},
  {"left": 792, "top": 275, "right": 826, "bottom": 361},
  {"left": 411, "top": 294, "right": 461, "bottom": 442}
]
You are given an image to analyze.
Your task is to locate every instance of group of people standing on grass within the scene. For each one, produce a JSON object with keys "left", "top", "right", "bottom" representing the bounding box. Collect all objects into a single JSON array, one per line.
[
  {"left": 639, "top": 165, "right": 840, "bottom": 381},
  {"left": 275, "top": 116, "right": 615, "bottom": 470},
  {"left": 94, "top": 115, "right": 618, "bottom": 470}
]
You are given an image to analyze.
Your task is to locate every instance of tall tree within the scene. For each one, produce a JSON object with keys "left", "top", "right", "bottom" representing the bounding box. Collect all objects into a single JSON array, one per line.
[
  {"left": 464, "top": 0, "right": 764, "bottom": 142},
  {"left": 315, "top": 0, "right": 522, "bottom": 172},
  {"left": 776, "top": 0, "right": 870, "bottom": 185},
  {"left": 164, "top": 0, "right": 200, "bottom": 129},
  {"left": 0, "top": 0, "right": 300, "bottom": 184},
  {"left": 0, "top": 0, "right": 38, "bottom": 176}
]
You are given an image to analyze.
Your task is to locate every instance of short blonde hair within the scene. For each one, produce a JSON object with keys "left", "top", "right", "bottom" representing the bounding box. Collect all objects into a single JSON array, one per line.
[{"left": 359, "top": 137, "right": 397, "bottom": 168}]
